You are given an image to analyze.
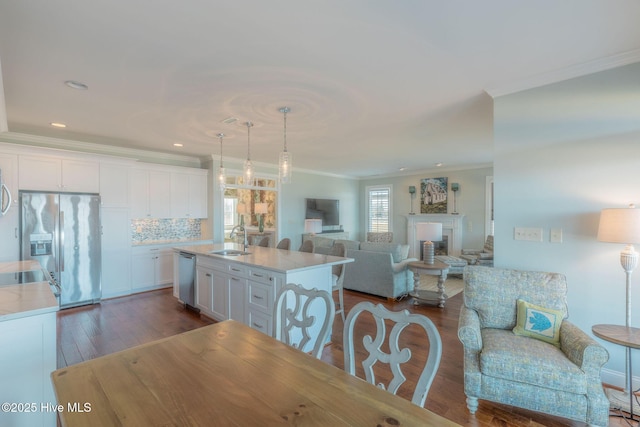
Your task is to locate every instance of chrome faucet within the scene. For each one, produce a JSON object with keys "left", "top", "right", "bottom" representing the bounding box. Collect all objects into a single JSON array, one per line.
[{"left": 229, "top": 225, "right": 248, "bottom": 251}]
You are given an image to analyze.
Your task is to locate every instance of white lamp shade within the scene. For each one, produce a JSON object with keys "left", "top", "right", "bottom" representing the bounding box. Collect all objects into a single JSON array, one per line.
[
  {"left": 255, "top": 203, "right": 268, "bottom": 215},
  {"left": 416, "top": 222, "right": 442, "bottom": 242},
  {"left": 304, "top": 219, "right": 323, "bottom": 234},
  {"left": 597, "top": 207, "right": 640, "bottom": 244}
]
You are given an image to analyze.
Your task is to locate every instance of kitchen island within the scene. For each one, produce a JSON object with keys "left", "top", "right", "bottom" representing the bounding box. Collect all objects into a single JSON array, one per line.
[
  {"left": 174, "top": 243, "right": 352, "bottom": 351},
  {"left": 0, "top": 260, "right": 58, "bottom": 427}
]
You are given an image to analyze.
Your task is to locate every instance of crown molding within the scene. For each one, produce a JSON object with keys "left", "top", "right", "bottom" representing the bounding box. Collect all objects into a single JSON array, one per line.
[
  {"left": 0, "top": 131, "right": 203, "bottom": 167},
  {"left": 485, "top": 49, "right": 640, "bottom": 98}
]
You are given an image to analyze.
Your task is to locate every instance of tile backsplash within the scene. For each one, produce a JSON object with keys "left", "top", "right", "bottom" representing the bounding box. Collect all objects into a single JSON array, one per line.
[{"left": 131, "top": 218, "right": 202, "bottom": 244}]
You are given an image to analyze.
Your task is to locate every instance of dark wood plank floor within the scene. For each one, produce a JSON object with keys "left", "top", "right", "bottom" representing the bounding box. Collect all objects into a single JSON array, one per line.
[{"left": 57, "top": 287, "right": 629, "bottom": 427}]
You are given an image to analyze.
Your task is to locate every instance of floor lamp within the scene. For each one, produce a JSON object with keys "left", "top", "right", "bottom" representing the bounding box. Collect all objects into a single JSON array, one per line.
[{"left": 597, "top": 204, "right": 640, "bottom": 411}]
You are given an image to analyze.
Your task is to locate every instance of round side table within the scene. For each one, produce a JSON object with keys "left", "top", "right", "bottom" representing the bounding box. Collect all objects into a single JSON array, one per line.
[
  {"left": 592, "top": 324, "right": 640, "bottom": 421},
  {"left": 407, "top": 260, "right": 450, "bottom": 308}
]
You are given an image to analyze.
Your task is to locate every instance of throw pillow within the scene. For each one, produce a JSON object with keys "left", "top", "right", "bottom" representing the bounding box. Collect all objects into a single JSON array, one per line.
[{"left": 513, "top": 299, "right": 563, "bottom": 347}]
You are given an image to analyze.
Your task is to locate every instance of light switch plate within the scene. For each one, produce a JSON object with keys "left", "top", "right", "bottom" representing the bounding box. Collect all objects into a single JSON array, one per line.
[{"left": 550, "top": 228, "right": 563, "bottom": 243}]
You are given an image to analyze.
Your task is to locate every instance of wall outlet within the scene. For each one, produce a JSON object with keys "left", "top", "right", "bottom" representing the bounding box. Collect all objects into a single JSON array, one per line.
[{"left": 514, "top": 227, "right": 543, "bottom": 242}]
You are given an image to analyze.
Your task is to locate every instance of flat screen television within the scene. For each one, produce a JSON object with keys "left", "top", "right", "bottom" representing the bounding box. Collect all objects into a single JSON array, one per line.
[{"left": 305, "top": 198, "right": 340, "bottom": 227}]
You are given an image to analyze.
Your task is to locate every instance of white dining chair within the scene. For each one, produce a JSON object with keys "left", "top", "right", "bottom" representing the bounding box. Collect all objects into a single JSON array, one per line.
[
  {"left": 328, "top": 242, "right": 347, "bottom": 322},
  {"left": 273, "top": 283, "right": 335, "bottom": 359},
  {"left": 343, "top": 301, "right": 442, "bottom": 407}
]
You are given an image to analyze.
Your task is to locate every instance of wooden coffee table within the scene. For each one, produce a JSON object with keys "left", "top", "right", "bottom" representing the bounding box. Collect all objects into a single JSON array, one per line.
[{"left": 408, "top": 260, "right": 450, "bottom": 308}]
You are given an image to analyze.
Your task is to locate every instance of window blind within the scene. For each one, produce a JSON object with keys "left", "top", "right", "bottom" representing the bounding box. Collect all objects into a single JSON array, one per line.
[{"left": 367, "top": 187, "right": 390, "bottom": 232}]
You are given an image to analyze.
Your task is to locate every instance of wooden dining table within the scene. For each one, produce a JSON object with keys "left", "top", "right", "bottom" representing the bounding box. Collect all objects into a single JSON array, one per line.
[{"left": 51, "top": 319, "right": 460, "bottom": 426}]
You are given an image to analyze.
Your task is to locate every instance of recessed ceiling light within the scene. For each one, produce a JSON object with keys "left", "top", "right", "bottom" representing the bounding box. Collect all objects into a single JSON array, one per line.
[
  {"left": 64, "top": 80, "right": 88, "bottom": 90},
  {"left": 50, "top": 122, "right": 66, "bottom": 128},
  {"left": 173, "top": 143, "right": 183, "bottom": 147},
  {"left": 399, "top": 167, "right": 407, "bottom": 171},
  {"left": 435, "top": 162, "right": 443, "bottom": 167}
]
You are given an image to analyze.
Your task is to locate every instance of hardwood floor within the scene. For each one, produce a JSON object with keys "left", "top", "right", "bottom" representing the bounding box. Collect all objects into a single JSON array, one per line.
[{"left": 57, "top": 287, "right": 629, "bottom": 427}]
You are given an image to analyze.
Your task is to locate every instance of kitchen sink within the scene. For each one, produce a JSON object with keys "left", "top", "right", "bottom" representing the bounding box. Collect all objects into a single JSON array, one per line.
[{"left": 209, "top": 249, "right": 251, "bottom": 256}]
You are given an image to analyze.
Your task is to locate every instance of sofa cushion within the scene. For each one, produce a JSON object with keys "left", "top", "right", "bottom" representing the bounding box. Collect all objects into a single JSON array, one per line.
[
  {"left": 359, "top": 242, "right": 404, "bottom": 263},
  {"left": 480, "top": 329, "right": 586, "bottom": 393},
  {"left": 335, "top": 239, "right": 360, "bottom": 251},
  {"left": 513, "top": 299, "right": 563, "bottom": 347}
]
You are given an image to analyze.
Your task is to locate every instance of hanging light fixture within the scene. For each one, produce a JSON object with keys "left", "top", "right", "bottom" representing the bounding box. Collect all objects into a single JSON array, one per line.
[
  {"left": 278, "top": 106, "right": 292, "bottom": 184},
  {"left": 244, "top": 121, "right": 254, "bottom": 187},
  {"left": 217, "top": 133, "right": 226, "bottom": 190}
]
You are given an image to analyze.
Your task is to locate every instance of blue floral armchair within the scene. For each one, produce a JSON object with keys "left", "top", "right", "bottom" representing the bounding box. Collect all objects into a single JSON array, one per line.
[{"left": 457, "top": 266, "right": 610, "bottom": 426}]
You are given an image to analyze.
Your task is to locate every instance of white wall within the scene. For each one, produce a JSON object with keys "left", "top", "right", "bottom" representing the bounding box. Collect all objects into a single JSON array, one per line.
[
  {"left": 359, "top": 167, "right": 493, "bottom": 247},
  {"left": 494, "top": 61, "right": 640, "bottom": 387}
]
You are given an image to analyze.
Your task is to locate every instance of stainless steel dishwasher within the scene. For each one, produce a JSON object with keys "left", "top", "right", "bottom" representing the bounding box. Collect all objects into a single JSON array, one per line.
[{"left": 178, "top": 252, "right": 198, "bottom": 311}]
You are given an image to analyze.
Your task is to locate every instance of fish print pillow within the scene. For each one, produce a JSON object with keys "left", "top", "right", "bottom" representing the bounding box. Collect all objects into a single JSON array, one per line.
[{"left": 513, "top": 299, "right": 563, "bottom": 347}]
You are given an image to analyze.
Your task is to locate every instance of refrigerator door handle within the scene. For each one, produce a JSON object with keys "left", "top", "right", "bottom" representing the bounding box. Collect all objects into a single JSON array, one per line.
[
  {"left": 60, "top": 211, "right": 65, "bottom": 272},
  {"left": 0, "top": 183, "right": 11, "bottom": 216}
]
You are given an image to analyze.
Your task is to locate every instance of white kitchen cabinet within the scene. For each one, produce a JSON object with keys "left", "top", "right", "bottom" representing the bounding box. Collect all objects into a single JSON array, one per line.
[
  {"left": 211, "top": 272, "right": 229, "bottom": 320},
  {"left": 195, "top": 265, "right": 213, "bottom": 313},
  {"left": 101, "top": 207, "right": 132, "bottom": 298},
  {"left": 131, "top": 246, "right": 173, "bottom": 292},
  {"left": 0, "top": 153, "right": 19, "bottom": 262},
  {"left": 18, "top": 155, "right": 99, "bottom": 193},
  {"left": 228, "top": 274, "right": 247, "bottom": 323},
  {"left": 170, "top": 171, "right": 208, "bottom": 218},
  {"left": 130, "top": 168, "right": 172, "bottom": 218},
  {"left": 195, "top": 257, "right": 229, "bottom": 321},
  {"left": 100, "top": 163, "right": 130, "bottom": 207},
  {"left": 0, "top": 311, "right": 56, "bottom": 427}
]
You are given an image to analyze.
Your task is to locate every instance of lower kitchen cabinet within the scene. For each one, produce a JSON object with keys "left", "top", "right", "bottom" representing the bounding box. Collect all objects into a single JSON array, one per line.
[
  {"left": 131, "top": 246, "right": 173, "bottom": 292},
  {"left": 0, "top": 311, "right": 56, "bottom": 427},
  {"left": 195, "top": 265, "right": 213, "bottom": 313},
  {"left": 184, "top": 250, "right": 336, "bottom": 350}
]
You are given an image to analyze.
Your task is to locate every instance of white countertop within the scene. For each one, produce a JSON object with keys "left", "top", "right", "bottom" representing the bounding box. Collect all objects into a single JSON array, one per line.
[
  {"left": 175, "top": 243, "right": 353, "bottom": 274},
  {"left": 0, "top": 261, "right": 59, "bottom": 322}
]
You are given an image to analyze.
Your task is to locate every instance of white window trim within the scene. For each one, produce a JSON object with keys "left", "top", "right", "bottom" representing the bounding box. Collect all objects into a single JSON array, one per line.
[{"left": 365, "top": 184, "right": 393, "bottom": 234}]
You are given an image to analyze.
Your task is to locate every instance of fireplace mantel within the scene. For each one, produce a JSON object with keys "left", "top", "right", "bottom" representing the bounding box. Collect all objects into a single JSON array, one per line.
[{"left": 405, "top": 214, "right": 465, "bottom": 259}]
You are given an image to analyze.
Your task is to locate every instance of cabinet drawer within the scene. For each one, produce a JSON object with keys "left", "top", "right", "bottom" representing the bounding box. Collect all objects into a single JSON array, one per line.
[
  {"left": 248, "top": 268, "right": 276, "bottom": 285},
  {"left": 196, "top": 256, "right": 225, "bottom": 271},
  {"left": 248, "top": 309, "right": 272, "bottom": 335},
  {"left": 227, "top": 263, "right": 248, "bottom": 278},
  {"left": 248, "top": 281, "right": 272, "bottom": 312}
]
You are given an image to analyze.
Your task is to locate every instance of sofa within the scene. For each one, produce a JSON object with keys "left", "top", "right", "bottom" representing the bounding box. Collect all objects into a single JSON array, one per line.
[{"left": 306, "top": 236, "right": 417, "bottom": 299}]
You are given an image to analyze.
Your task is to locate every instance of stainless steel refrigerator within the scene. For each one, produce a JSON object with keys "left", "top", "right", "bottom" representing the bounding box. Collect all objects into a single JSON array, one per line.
[{"left": 20, "top": 191, "right": 101, "bottom": 308}]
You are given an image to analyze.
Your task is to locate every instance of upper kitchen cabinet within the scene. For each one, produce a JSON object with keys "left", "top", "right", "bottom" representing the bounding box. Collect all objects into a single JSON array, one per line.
[
  {"left": 0, "top": 153, "right": 18, "bottom": 203},
  {"left": 129, "top": 168, "right": 172, "bottom": 218},
  {"left": 0, "top": 153, "right": 19, "bottom": 262},
  {"left": 170, "top": 170, "right": 208, "bottom": 218},
  {"left": 18, "top": 155, "right": 99, "bottom": 193},
  {"left": 100, "top": 163, "right": 130, "bottom": 207}
]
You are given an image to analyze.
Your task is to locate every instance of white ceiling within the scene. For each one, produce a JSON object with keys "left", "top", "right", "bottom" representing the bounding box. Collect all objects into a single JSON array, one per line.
[{"left": 1, "top": 1, "right": 639, "bottom": 178}]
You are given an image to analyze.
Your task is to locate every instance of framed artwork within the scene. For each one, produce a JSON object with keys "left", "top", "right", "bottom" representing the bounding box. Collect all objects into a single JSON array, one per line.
[{"left": 420, "top": 177, "right": 448, "bottom": 214}]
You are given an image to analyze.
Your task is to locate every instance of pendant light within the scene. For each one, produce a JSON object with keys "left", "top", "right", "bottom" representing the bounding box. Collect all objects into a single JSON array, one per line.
[
  {"left": 217, "top": 133, "right": 226, "bottom": 190},
  {"left": 278, "top": 106, "right": 292, "bottom": 184},
  {"left": 244, "top": 121, "right": 254, "bottom": 187}
]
